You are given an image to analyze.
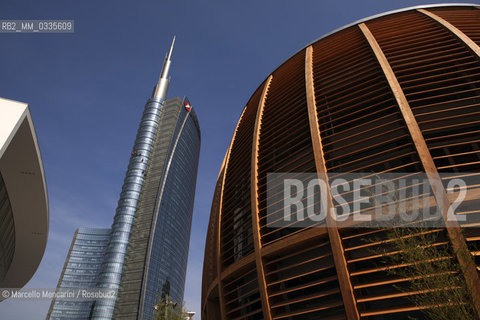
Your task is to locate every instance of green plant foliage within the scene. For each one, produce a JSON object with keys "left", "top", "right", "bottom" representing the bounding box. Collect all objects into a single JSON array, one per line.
[
  {"left": 154, "top": 294, "right": 192, "bottom": 320},
  {"left": 382, "top": 225, "right": 477, "bottom": 320},
  {"left": 363, "top": 180, "right": 478, "bottom": 320}
]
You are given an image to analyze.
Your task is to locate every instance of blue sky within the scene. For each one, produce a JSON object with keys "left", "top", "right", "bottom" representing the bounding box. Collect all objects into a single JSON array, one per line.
[{"left": 0, "top": 0, "right": 477, "bottom": 318}]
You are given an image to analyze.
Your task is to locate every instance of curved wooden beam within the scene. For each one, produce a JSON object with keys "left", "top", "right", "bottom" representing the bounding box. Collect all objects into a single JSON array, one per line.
[
  {"left": 251, "top": 75, "right": 273, "bottom": 320},
  {"left": 305, "top": 45, "right": 360, "bottom": 320},
  {"left": 359, "top": 22, "right": 480, "bottom": 318},
  {"left": 215, "top": 106, "right": 248, "bottom": 319},
  {"left": 215, "top": 163, "right": 228, "bottom": 319}
]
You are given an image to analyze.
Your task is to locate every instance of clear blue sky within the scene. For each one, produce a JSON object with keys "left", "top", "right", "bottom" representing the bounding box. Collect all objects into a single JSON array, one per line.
[{"left": 0, "top": 0, "right": 476, "bottom": 318}]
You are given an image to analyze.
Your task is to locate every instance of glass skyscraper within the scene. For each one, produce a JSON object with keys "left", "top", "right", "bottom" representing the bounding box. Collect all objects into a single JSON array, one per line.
[
  {"left": 47, "top": 228, "right": 110, "bottom": 319},
  {"left": 112, "top": 97, "right": 200, "bottom": 320},
  {"left": 91, "top": 38, "right": 201, "bottom": 320}
]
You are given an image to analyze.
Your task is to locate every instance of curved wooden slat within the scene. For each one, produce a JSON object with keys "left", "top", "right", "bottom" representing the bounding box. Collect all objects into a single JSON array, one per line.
[
  {"left": 201, "top": 164, "right": 225, "bottom": 316},
  {"left": 359, "top": 22, "right": 480, "bottom": 318},
  {"left": 305, "top": 45, "right": 360, "bottom": 320},
  {"left": 251, "top": 75, "right": 273, "bottom": 320},
  {"left": 220, "top": 252, "right": 255, "bottom": 281},
  {"left": 214, "top": 107, "right": 249, "bottom": 319},
  {"left": 216, "top": 153, "right": 231, "bottom": 319},
  {"left": 418, "top": 9, "right": 480, "bottom": 58}
]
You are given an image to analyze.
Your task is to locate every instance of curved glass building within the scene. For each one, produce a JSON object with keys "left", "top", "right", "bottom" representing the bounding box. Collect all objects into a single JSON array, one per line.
[
  {"left": 112, "top": 97, "right": 201, "bottom": 320},
  {"left": 47, "top": 228, "right": 111, "bottom": 319},
  {"left": 92, "top": 39, "right": 201, "bottom": 319},
  {"left": 202, "top": 4, "right": 480, "bottom": 320}
]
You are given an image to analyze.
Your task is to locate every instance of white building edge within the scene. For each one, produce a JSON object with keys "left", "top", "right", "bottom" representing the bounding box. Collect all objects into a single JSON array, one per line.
[{"left": 0, "top": 97, "right": 48, "bottom": 295}]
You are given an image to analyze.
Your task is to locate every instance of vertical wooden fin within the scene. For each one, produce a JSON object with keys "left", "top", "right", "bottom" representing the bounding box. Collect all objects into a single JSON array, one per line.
[
  {"left": 251, "top": 75, "right": 273, "bottom": 320},
  {"left": 216, "top": 106, "right": 248, "bottom": 320},
  {"left": 305, "top": 45, "right": 360, "bottom": 320},
  {"left": 216, "top": 167, "right": 227, "bottom": 320},
  {"left": 359, "top": 22, "right": 480, "bottom": 318}
]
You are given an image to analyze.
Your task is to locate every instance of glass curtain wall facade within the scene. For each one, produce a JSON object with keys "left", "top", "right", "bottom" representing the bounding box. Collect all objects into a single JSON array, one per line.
[
  {"left": 202, "top": 4, "right": 480, "bottom": 320},
  {"left": 47, "top": 228, "right": 110, "bottom": 319},
  {"left": 92, "top": 96, "right": 200, "bottom": 320},
  {"left": 112, "top": 97, "right": 200, "bottom": 320}
]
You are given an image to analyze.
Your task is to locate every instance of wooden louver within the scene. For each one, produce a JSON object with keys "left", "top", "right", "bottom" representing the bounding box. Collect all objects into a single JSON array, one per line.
[{"left": 202, "top": 4, "right": 480, "bottom": 320}]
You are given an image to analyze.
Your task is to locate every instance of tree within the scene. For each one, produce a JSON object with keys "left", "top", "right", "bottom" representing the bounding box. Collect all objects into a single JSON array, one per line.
[
  {"left": 380, "top": 224, "right": 476, "bottom": 319},
  {"left": 154, "top": 293, "right": 184, "bottom": 320},
  {"left": 365, "top": 181, "right": 478, "bottom": 320},
  {"left": 154, "top": 280, "right": 193, "bottom": 320}
]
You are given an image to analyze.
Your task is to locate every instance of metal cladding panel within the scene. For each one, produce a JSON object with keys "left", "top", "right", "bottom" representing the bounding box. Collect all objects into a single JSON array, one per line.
[{"left": 202, "top": 4, "right": 480, "bottom": 320}]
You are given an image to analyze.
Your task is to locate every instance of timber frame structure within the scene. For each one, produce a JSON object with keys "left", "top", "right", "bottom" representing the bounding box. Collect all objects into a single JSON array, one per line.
[{"left": 202, "top": 4, "right": 480, "bottom": 319}]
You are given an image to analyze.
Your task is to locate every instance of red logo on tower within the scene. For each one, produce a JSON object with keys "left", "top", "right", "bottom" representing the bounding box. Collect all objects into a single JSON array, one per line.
[{"left": 185, "top": 101, "right": 192, "bottom": 112}]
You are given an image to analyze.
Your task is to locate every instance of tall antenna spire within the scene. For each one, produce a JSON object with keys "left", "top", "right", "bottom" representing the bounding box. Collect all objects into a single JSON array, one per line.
[{"left": 153, "top": 36, "right": 175, "bottom": 99}]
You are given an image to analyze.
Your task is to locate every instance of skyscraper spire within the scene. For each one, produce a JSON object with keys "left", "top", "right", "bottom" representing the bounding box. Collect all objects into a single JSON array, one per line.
[
  {"left": 60, "top": 34, "right": 199, "bottom": 320},
  {"left": 153, "top": 35, "right": 175, "bottom": 99},
  {"left": 92, "top": 37, "right": 180, "bottom": 320}
]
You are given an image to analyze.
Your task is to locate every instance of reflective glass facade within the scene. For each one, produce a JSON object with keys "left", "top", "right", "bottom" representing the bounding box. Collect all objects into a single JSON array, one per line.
[
  {"left": 140, "top": 97, "right": 200, "bottom": 319},
  {"left": 92, "top": 97, "right": 200, "bottom": 320},
  {"left": 93, "top": 96, "right": 166, "bottom": 319},
  {"left": 47, "top": 228, "right": 110, "bottom": 319}
]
